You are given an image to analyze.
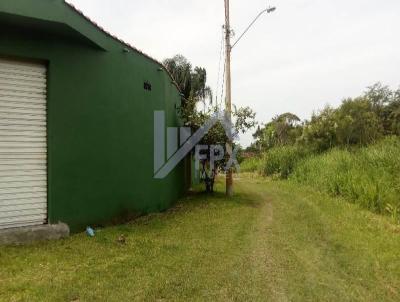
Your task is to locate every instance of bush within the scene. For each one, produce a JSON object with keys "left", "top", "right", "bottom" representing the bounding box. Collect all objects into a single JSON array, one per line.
[
  {"left": 291, "top": 137, "right": 400, "bottom": 217},
  {"left": 240, "top": 157, "right": 263, "bottom": 173},
  {"left": 260, "top": 145, "right": 314, "bottom": 179}
]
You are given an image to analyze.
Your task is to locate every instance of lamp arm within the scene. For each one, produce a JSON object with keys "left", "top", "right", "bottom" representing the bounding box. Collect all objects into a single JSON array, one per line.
[{"left": 231, "top": 7, "right": 275, "bottom": 49}]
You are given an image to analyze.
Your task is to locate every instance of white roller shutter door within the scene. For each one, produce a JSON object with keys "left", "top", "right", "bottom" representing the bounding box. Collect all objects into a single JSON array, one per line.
[{"left": 0, "top": 58, "right": 47, "bottom": 230}]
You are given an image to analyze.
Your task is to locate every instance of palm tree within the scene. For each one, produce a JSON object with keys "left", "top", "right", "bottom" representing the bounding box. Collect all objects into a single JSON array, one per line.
[{"left": 163, "top": 55, "right": 212, "bottom": 112}]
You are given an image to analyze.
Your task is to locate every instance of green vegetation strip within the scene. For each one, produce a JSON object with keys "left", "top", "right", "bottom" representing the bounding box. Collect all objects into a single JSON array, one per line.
[
  {"left": 1, "top": 177, "right": 399, "bottom": 301},
  {"left": 243, "top": 137, "right": 400, "bottom": 220}
]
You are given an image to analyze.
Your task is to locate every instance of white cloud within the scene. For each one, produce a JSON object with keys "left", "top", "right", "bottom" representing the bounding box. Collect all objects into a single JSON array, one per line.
[{"left": 69, "top": 0, "right": 400, "bottom": 146}]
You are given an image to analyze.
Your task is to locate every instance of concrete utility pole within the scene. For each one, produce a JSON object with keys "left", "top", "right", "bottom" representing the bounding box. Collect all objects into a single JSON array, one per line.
[
  {"left": 223, "top": 1, "right": 276, "bottom": 197},
  {"left": 224, "top": 0, "right": 233, "bottom": 197}
]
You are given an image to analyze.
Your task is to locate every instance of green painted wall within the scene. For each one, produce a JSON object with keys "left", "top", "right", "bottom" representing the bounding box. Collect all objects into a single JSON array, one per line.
[{"left": 0, "top": 0, "right": 186, "bottom": 232}]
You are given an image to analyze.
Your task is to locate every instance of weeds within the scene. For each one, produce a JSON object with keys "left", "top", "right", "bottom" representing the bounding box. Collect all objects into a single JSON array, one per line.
[
  {"left": 260, "top": 145, "right": 313, "bottom": 179},
  {"left": 291, "top": 137, "right": 400, "bottom": 218},
  {"left": 240, "top": 156, "right": 263, "bottom": 173},
  {"left": 243, "top": 137, "right": 400, "bottom": 220}
]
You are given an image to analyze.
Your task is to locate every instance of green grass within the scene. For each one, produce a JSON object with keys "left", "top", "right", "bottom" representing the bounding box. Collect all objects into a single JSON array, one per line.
[
  {"left": 292, "top": 137, "right": 400, "bottom": 218},
  {"left": 1, "top": 176, "right": 400, "bottom": 301}
]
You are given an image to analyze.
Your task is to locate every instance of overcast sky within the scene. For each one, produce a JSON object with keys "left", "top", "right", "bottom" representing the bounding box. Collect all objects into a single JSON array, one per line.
[{"left": 69, "top": 0, "right": 400, "bottom": 146}]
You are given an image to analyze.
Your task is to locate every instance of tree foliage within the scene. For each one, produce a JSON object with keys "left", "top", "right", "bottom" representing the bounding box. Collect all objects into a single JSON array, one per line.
[
  {"left": 164, "top": 54, "right": 256, "bottom": 151},
  {"left": 163, "top": 55, "right": 212, "bottom": 110},
  {"left": 164, "top": 55, "right": 256, "bottom": 190},
  {"left": 252, "top": 112, "right": 302, "bottom": 150},
  {"left": 252, "top": 82, "right": 400, "bottom": 153}
]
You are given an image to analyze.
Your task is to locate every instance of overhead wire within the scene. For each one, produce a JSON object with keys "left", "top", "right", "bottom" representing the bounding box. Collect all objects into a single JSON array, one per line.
[{"left": 215, "top": 26, "right": 225, "bottom": 112}]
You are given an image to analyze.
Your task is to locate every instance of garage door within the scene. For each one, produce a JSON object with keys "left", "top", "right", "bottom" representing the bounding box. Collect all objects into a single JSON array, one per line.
[{"left": 0, "top": 58, "right": 47, "bottom": 230}]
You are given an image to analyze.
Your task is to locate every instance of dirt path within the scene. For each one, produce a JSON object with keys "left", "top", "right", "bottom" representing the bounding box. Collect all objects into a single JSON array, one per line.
[{"left": 236, "top": 177, "right": 400, "bottom": 302}]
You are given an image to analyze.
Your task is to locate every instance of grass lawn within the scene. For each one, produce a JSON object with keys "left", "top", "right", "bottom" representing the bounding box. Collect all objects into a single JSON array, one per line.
[{"left": 1, "top": 175, "right": 399, "bottom": 301}]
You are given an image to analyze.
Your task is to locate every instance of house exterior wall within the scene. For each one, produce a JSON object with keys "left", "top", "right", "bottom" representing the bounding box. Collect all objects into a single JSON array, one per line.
[{"left": 0, "top": 0, "right": 186, "bottom": 232}]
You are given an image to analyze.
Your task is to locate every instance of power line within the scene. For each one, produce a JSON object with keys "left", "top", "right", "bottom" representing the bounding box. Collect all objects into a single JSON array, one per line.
[
  {"left": 219, "top": 57, "right": 226, "bottom": 111},
  {"left": 215, "top": 26, "right": 225, "bottom": 111},
  {"left": 219, "top": 26, "right": 227, "bottom": 112}
]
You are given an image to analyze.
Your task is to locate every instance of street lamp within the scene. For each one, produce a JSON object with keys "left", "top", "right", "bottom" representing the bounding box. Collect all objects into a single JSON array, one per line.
[
  {"left": 231, "top": 6, "right": 277, "bottom": 49},
  {"left": 224, "top": 1, "right": 276, "bottom": 196}
]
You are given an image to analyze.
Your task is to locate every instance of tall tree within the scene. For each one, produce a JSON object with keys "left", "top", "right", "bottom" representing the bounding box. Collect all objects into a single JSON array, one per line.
[
  {"left": 163, "top": 55, "right": 212, "bottom": 111},
  {"left": 163, "top": 55, "right": 192, "bottom": 100},
  {"left": 335, "top": 98, "right": 382, "bottom": 146},
  {"left": 253, "top": 112, "right": 302, "bottom": 149},
  {"left": 364, "top": 83, "right": 393, "bottom": 134}
]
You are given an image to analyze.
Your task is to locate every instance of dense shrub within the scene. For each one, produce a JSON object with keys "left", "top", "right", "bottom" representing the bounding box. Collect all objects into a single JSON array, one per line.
[
  {"left": 240, "top": 157, "right": 263, "bottom": 173},
  {"left": 291, "top": 137, "right": 400, "bottom": 217},
  {"left": 260, "top": 146, "right": 313, "bottom": 179}
]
